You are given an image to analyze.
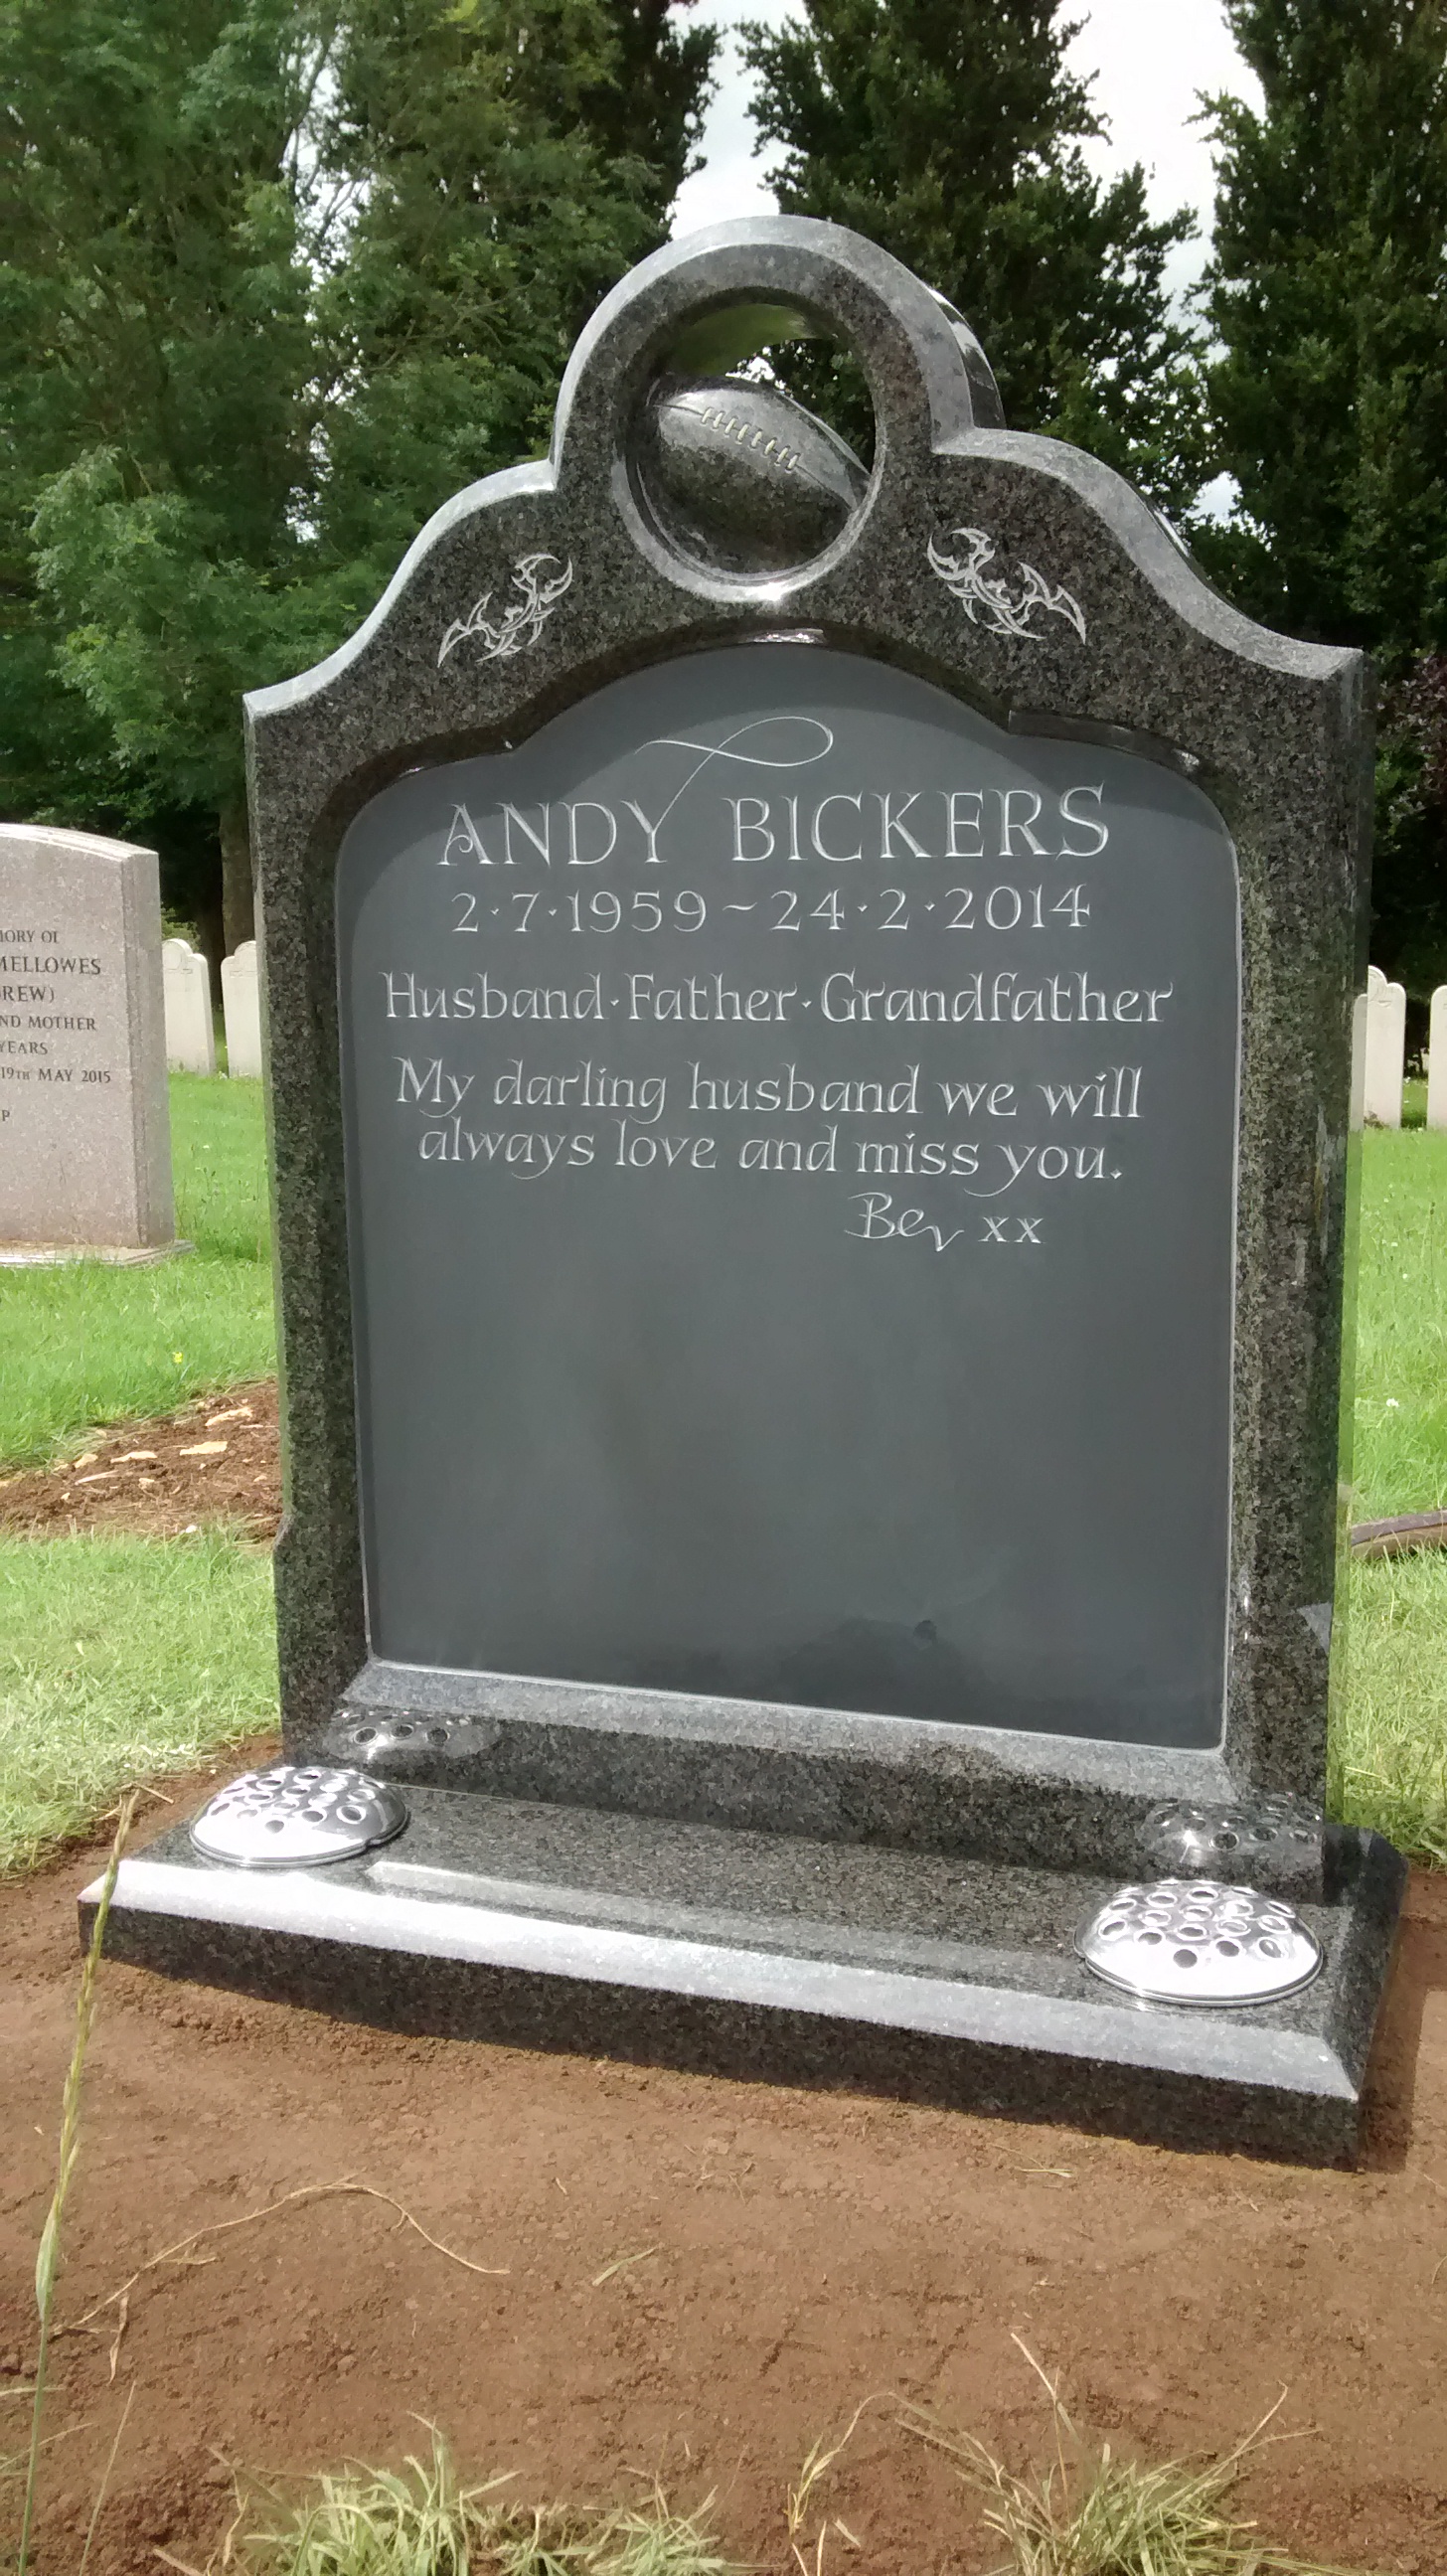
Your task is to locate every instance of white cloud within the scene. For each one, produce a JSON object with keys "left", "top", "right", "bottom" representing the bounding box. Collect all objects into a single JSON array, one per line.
[
  {"left": 672, "top": 0, "right": 1265, "bottom": 289},
  {"left": 673, "top": 0, "right": 796, "bottom": 236}
]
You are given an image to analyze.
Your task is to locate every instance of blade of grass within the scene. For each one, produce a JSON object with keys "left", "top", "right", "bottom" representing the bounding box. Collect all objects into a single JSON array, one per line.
[
  {"left": 77, "top": 2380, "right": 135, "bottom": 2576},
  {"left": 17, "top": 1785, "right": 137, "bottom": 2576}
]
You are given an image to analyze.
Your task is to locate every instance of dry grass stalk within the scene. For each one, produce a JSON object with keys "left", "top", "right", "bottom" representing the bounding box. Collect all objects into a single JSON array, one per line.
[
  {"left": 16, "top": 1784, "right": 137, "bottom": 2576},
  {"left": 785, "top": 2396, "right": 882, "bottom": 2576},
  {"left": 898, "top": 2338, "right": 1376, "bottom": 2576},
  {"left": 57, "top": 2176, "right": 508, "bottom": 2354},
  {"left": 78, "top": 2380, "right": 136, "bottom": 2576}
]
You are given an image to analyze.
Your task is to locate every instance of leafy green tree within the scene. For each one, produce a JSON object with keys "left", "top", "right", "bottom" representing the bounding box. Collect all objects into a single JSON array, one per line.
[
  {"left": 1, "top": 0, "right": 715, "bottom": 949},
  {"left": 740, "top": 0, "right": 1209, "bottom": 516},
  {"left": 1200, "top": 0, "right": 1447, "bottom": 989},
  {"left": 0, "top": 0, "right": 325, "bottom": 942}
]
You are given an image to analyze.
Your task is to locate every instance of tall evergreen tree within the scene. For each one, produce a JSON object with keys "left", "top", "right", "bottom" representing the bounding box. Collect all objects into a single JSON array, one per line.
[
  {"left": 740, "top": 0, "right": 1209, "bottom": 516},
  {"left": 1, "top": 0, "right": 715, "bottom": 948},
  {"left": 1200, "top": 0, "right": 1447, "bottom": 986}
]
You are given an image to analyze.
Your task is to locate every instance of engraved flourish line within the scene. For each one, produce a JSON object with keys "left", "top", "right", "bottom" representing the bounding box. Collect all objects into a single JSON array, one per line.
[
  {"left": 636, "top": 716, "right": 835, "bottom": 837},
  {"left": 437, "top": 553, "right": 573, "bottom": 668},
  {"left": 927, "top": 526, "right": 1086, "bottom": 643}
]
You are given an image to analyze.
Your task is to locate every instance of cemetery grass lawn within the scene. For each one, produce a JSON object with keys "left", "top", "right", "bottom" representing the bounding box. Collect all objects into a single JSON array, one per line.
[
  {"left": 1350, "top": 1120, "right": 1447, "bottom": 1521},
  {"left": 0, "top": 1529, "right": 278, "bottom": 1875},
  {"left": 1334, "top": 1120, "right": 1447, "bottom": 1862},
  {"left": 0, "top": 1115, "right": 1444, "bottom": 1871},
  {"left": 0, "top": 1071, "right": 275, "bottom": 1469}
]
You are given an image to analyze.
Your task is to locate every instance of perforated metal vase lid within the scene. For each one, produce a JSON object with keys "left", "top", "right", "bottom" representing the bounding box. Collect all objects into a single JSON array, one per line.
[
  {"left": 190, "top": 1765, "right": 409, "bottom": 1868},
  {"left": 1076, "top": 1878, "right": 1324, "bottom": 2007}
]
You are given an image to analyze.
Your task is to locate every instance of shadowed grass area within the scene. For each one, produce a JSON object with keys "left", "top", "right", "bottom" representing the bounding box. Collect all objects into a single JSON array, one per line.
[
  {"left": 0, "top": 1530, "right": 278, "bottom": 1875},
  {"left": 0, "top": 1073, "right": 274, "bottom": 1470}
]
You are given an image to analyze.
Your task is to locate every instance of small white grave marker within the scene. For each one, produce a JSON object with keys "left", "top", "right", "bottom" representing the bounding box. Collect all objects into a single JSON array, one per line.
[
  {"left": 162, "top": 936, "right": 216, "bottom": 1074},
  {"left": 1363, "top": 964, "right": 1406, "bottom": 1127},
  {"left": 0, "top": 823, "right": 183, "bottom": 1259},
  {"left": 222, "top": 938, "right": 263, "bottom": 1078},
  {"left": 1428, "top": 985, "right": 1447, "bottom": 1131}
]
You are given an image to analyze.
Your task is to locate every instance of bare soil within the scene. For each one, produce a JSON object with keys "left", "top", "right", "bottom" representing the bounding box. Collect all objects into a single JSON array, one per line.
[
  {"left": 3, "top": 1795, "right": 1447, "bottom": 2576},
  {"left": 0, "top": 1382, "right": 280, "bottom": 1540}
]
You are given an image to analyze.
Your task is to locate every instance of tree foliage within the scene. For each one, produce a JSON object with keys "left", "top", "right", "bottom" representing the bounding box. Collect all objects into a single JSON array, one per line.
[
  {"left": 0, "top": 0, "right": 715, "bottom": 945},
  {"left": 740, "top": 0, "right": 1209, "bottom": 516},
  {"left": 1200, "top": 0, "right": 1447, "bottom": 989}
]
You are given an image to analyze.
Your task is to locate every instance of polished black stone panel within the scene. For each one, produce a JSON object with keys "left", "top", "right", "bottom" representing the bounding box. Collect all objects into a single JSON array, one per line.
[
  {"left": 85, "top": 1791, "right": 1405, "bottom": 2167},
  {"left": 338, "top": 650, "right": 1237, "bottom": 1748}
]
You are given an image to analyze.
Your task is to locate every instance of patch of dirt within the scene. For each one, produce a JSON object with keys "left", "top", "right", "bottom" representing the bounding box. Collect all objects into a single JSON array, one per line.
[
  {"left": 0, "top": 1380, "right": 280, "bottom": 1539},
  {"left": 3, "top": 1794, "right": 1447, "bottom": 2576}
]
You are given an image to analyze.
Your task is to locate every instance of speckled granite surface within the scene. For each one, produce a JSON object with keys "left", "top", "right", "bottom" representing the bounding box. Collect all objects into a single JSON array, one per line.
[
  {"left": 114, "top": 215, "right": 1398, "bottom": 2162},
  {"left": 247, "top": 218, "right": 1367, "bottom": 1820},
  {"left": 87, "top": 1793, "right": 1404, "bottom": 2166}
]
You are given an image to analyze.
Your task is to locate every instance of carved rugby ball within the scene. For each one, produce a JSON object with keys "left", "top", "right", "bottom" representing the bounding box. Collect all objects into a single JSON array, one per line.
[{"left": 639, "top": 374, "right": 870, "bottom": 572}]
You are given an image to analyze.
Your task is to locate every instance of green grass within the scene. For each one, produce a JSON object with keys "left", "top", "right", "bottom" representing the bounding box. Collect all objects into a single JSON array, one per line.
[
  {"left": 1330, "top": 1122, "right": 1447, "bottom": 1860},
  {"left": 1349, "top": 1123, "right": 1447, "bottom": 1521},
  {"left": 0, "top": 1101, "right": 1444, "bottom": 1872},
  {"left": 0, "top": 1530, "right": 278, "bottom": 1876},
  {"left": 1334, "top": 1550, "right": 1447, "bottom": 1864},
  {"left": 0, "top": 1072, "right": 275, "bottom": 1469}
]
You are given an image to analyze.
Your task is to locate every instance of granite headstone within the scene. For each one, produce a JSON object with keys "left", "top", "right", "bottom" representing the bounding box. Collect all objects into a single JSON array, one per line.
[
  {"left": 1, "top": 824, "right": 180, "bottom": 1260},
  {"left": 88, "top": 219, "right": 1403, "bottom": 2163}
]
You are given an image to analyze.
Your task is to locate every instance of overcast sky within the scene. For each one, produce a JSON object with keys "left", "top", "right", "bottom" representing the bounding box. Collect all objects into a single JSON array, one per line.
[{"left": 673, "top": 0, "right": 1265, "bottom": 300}]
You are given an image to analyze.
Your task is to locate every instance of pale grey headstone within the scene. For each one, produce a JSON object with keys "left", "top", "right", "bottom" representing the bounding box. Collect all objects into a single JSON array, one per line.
[
  {"left": 222, "top": 938, "right": 262, "bottom": 1079},
  {"left": 0, "top": 823, "right": 176, "bottom": 1249},
  {"left": 162, "top": 936, "right": 216, "bottom": 1075},
  {"left": 1429, "top": 985, "right": 1447, "bottom": 1129}
]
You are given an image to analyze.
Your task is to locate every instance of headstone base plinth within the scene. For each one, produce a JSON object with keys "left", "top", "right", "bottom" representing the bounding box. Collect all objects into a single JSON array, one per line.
[
  {"left": 86, "top": 1787, "right": 1404, "bottom": 2169},
  {"left": 0, "top": 1238, "right": 194, "bottom": 1268}
]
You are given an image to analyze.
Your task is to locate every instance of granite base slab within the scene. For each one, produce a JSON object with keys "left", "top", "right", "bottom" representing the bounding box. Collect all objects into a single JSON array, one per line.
[{"left": 82, "top": 1788, "right": 1405, "bottom": 2167}]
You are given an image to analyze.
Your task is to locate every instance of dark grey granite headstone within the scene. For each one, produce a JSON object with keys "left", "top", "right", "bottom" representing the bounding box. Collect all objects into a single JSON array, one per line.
[{"left": 88, "top": 217, "right": 1401, "bottom": 2162}]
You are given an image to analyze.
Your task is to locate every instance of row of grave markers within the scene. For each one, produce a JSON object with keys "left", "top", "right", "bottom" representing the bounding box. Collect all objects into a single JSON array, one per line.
[
  {"left": 162, "top": 935, "right": 260, "bottom": 1077},
  {"left": 1361, "top": 964, "right": 1447, "bottom": 1128},
  {"left": 167, "top": 930, "right": 1440, "bottom": 1120}
]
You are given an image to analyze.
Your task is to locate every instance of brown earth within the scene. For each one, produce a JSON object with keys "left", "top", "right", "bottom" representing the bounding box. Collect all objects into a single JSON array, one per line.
[
  {"left": 3, "top": 1795, "right": 1447, "bottom": 2576},
  {"left": 0, "top": 1382, "right": 280, "bottom": 1540}
]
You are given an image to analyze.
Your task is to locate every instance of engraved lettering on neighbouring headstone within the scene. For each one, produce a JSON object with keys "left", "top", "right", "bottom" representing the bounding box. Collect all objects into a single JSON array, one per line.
[{"left": 0, "top": 824, "right": 177, "bottom": 1253}]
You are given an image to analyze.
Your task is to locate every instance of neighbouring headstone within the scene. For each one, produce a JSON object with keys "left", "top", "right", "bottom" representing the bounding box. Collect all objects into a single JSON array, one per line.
[
  {"left": 91, "top": 219, "right": 1402, "bottom": 2165},
  {"left": 221, "top": 938, "right": 262, "bottom": 1077},
  {"left": 1428, "top": 985, "right": 1447, "bottom": 1130},
  {"left": 163, "top": 936, "right": 216, "bottom": 1075},
  {"left": 1363, "top": 964, "right": 1406, "bottom": 1127},
  {"left": 0, "top": 824, "right": 182, "bottom": 1260}
]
